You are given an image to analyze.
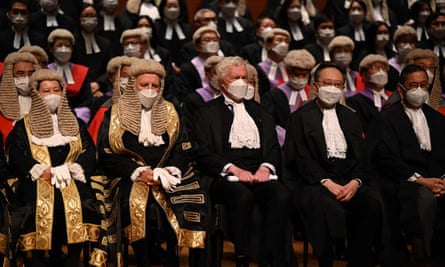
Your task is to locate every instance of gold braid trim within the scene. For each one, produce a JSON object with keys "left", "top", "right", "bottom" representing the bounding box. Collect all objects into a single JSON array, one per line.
[
  {"left": 23, "top": 116, "right": 98, "bottom": 250},
  {"left": 0, "top": 233, "right": 7, "bottom": 255},
  {"left": 89, "top": 248, "right": 108, "bottom": 267},
  {"left": 125, "top": 182, "right": 150, "bottom": 243}
]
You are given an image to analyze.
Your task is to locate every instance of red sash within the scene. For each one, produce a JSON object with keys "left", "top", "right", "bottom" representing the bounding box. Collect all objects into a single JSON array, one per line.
[
  {"left": 66, "top": 64, "right": 89, "bottom": 97},
  {"left": 88, "top": 107, "right": 108, "bottom": 144},
  {"left": 0, "top": 113, "right": 14, "bottom": 146}
]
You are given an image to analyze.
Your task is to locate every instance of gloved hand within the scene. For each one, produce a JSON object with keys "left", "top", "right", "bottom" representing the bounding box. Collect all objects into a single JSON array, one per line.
[
  {"left": 152, "top": 167, "right": 181, "bottom": 192},
  {"left": 51, "top": 165, "right": 71, "bottom": 189}
]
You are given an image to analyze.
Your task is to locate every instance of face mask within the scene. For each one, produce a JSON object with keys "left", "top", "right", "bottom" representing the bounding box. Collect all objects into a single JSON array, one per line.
[
  {"left": 102, "top": 0, "right": 118, "bottom": 12},
  {"left": 397, "top": 43, "right": 414, "bottom": 56},
  {"left": 431, "top": 27, "right": 445, "bottom": 40},
  {"left": 227, "top": 78, "right": 248, "bottom": 100},
  {"left": 369, "top": 70, "right": 388, "bottom": 86},
  {"left": 140, "top": 26, "right": 152, "bottom": 39},
  {"left": 207, "top": 21, "right": 217, "bottom": 29},
  {"left": 375, "top": 34, "right": 389, "bottom": 47},
  {"left": 244, "top": 84, "right": 255, "bottom": 100},
  {"left": 317, "top": 85, "right": 343, "bottom": 105},
  {"left": 80, "top": 17, "right": 98, "bottom": 32},
  {"left": 404, "top": 87, "right": 428, "bottom": 107},
  {"left": 164, "top": 7, "right": 179, "bottom": 20},
  {"left": 119, "top": 77, "right": 128, "bottom": 91},
  {"left": 349, "top": 10, "right": 364, "bottom": 24},
  {"left": 318, "top": 28, "right": 335, "bottom": 44},
  {"left": 10, "top": 15, "right": 28, "bottom": 27},
  {"left": 288, "top": 76, "right": 307, "bottom": 90},
  {"left": 427, "top": 70, "right": 434, "bottom": 85},
  {"left": 287, "top": 8, "right": 301, "bottom": 22},
  {"left": 260, "top": 26, "right": 273, "bottom": 40},
  {"left": 221, "top": 2, "right": 237, "bottom": 17},
  {"left": 44, "top": 94, "right": 61, "bottom": 113},
  {"left": 201, "top": 41, "right": 220, "bottom": 54},
  {"left": 418, "top": 11, "right": 430, "bottom": 24},
  {"left": 123, "top": 43, "right": 141, "bottom": 57},
  {"left": 53, "top": 46, "right": 72, "bottom": 64},
  {"left": 372, "top": 0, "right": 381, "bottom": 6},
  {"left": 210, "top": 76, "right": 220, "bottom": 91},
  {"left": 272, "top": 41, "right": 289, "bottom": 57},
  {"left": 40, "top": 0, "right": 58, "bottom": 13},
  {"left": 334, "top": 52, "right": 352, "bottom": 67},
  {"left": 138, "top": 89, "right": 158, "bottom": 109},
  {"left": 14, "top": 76, "right": 30, "bottom": 96}
]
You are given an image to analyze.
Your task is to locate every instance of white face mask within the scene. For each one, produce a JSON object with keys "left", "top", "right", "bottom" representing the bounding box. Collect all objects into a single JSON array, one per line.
[
  {"left": 375, "top": 34, "right": 389, "bottom": 47},
  {"left": 221, "top": 2, "right": 237, "bottom": 17},
  {"left": 10, "top": 15, "right": 28, "bottom": 28},
  {"left": 40, "top": 0, "right": 58, "bottom": 13},
  {"left": 288, "top": 76, "right": 307, "bottom": 90},
  {"left": 201, "top": 41, "right": 220, "bottom": 54},
  {"left": 318, "top": 28, "right": 335, "bottom": 44},
  {"left": 260, "top": 26, "right": 273, "bottom": 41},
  {"left": 102, "top": 0, "right": 118, "bottom": 11},
  {"left": 397, "top": 43, "right": 414, "bottom": 56},
  {"left": 272, "top": 41, "right": 289, "bottom": 57},
  {"left": 287, "top": 8, "right": 302, "bottom": 22},
  {"left": 164, "top": 7, "right": 180, "bottom": 20},
  {"left": 207, "top": 21, "right": 217, "bottom": 29},
  {"left": 140, "top": 27, "right": 152, "bottom": 39},
  {"left": 427, "top": 70, "right": 434, "bottom": 85},
  {"left": 53, "top": 46, "right": 72, "bottom": 64},
  {"left": 404, "top": 87, "right": 428, "bottom": 107},
  {"left": 369, "top": 70, "right": 388, "bottom": 86},
  {"left": 227, "top": 78, "right": 248, "bottom": 101},
  {"left": 349, "top": 10, "right": 364, "bottom": 24},
  {"left": 123, "top": 43, "right": 141, "bottom": 57},
  {"left": 14, "top": 76, "right": 31, "bottom": 96},
  {"left": 317, "top": 85, "right": 343, "bottom": 105},
  {"left": 138, "top": 89, "right": 158, "bottom": 109},
  {"left": 244, "top": 84, "right": 255, "bottom": 100},
  {"left": 334, "top": 52, "right": 352, "bottom": 67},
  {"left": 80, "top": 17, "right": 98, "bottom": 33},
  {"left": 43, "top": 94, "right": 61, "bottom": 113},
  {"left": 418, "top": 11, "right": 431, "bottom": 24}
]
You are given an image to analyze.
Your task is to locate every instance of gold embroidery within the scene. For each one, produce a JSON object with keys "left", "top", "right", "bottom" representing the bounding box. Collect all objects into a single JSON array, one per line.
[
  {"left": 181, "top": 142, "right": 192, "bottom": 150},
  {"left": 171, "top": 181, "right": 200, "bottom": 192},
  {"left": 89, "top": 248, "right": 108, "bottom": 267},
  {"left": 0, "top": 233, "right": 7, "bottom": 255},
  {"left": 170, "top": 194, "right": 205, "bottom": 205},
  {"left": 109, "top": 103, "right": 205, "bottom": 248},
  {"left": 183, "top": 211, "right": 201, "bottom": 223},
  {"left": 126, "top": 182, "right": 149, "bottom": 243},
  {"left": 23, "top": 116, "right": 99, "bottom": 250},
  {"left": 35, "top": 180, "right": 53, "bottom": 250}
]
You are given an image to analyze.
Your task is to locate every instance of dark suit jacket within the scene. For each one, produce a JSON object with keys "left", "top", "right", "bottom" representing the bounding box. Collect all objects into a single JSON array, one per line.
[
  {"left": 154, "top": 20, "right": 193, "bottom": 60},
  {"left": 97, "top": 15, "right": 125, "bottom": 57},
  {"left": 304, "top": 43, "right": 327, "bottom": 64},
  {"left": 284, "top": 100, "right": 365, "bottom": 186},
  {"left": 175, "top": 62, "right": 203, "bottom": 103},
  {"left": 29, "top": 11, "right": 76, "bottom": 40},
  {"left": 366, "top": 102, "right": 445, "bottom": 235},
  {"left": 73, "top": 32, "right": 112, "bottom": 81},
  {"left": 346, "top": 91, "right": 381, "bottom": 132},
  {"left": 239, "top": 42, "right": 263, "bottom": 65},
  {"left": 217, "top": 16, "right": 256, "bottom": 53},
  {"left": 278, "top": 21, "right": 315, "bottom": 50},
  {"left": 193, "top": 96, "right": 281, "bottom": 178},
  {"left": 0, "top": 27, "right": 47, "bottom": 61}
]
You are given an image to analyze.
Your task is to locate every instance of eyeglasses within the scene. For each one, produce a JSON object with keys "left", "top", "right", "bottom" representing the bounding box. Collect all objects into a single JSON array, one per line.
[
  {"left": 123, "top": 41, "right": 141, "bottom": 46},
  {"left": 316, "top": 80, "right": 345, "bottom": 89},
  {"left": 369, "top": 63, "right": 388, "bottom": 72},
  {"left": 400, "top": 81, "right": 429, "bottom": 90}
]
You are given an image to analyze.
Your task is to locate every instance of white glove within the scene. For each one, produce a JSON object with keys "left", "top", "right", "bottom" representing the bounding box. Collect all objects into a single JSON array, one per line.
[
  {"left": 164, "top": 166, "right": 181, "bottom": 178},
  {"left": 51, "top": 165, "right": 72, "bottom": 189},
  {"left": 153, "top": 167, "right": 181, "bottom": 192}
]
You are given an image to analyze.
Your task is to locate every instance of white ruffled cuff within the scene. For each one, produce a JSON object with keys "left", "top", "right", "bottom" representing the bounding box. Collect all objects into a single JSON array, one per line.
[
  {"left": 68, "top": 163, "right": 86, "bottom": 183},
  {"left": 29, "top": 164, "right": 49, "bottom": 181},
  {"left": 131, "top": 166, "right": 150, "bottom": 182},
  {"left": 163, "top": 166, "right": 181, "bottom": 178}
]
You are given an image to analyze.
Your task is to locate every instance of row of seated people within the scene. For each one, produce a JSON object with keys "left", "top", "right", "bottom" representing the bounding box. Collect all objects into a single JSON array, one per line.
[{"left": 1, "top": 40, "right": 445, "bottom": 267}]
